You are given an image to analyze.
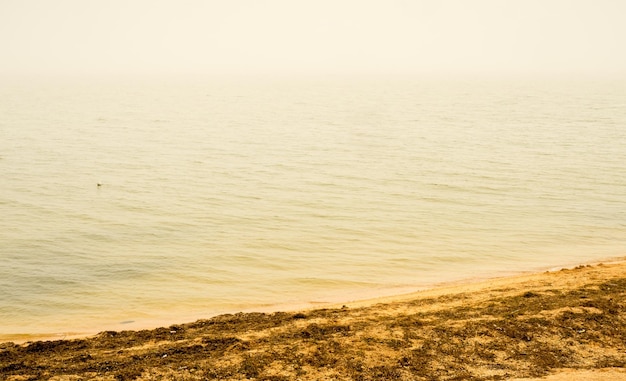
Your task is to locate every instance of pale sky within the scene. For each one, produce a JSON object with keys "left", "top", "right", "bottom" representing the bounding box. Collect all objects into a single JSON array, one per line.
[{"left": 1, "top": 0, "right": 625, "bottom": 80}]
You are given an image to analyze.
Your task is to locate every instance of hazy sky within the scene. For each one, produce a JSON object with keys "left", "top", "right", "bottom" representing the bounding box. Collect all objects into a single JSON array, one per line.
[{"left": 1, "top": 0, "right": 625, "bottom": 80}]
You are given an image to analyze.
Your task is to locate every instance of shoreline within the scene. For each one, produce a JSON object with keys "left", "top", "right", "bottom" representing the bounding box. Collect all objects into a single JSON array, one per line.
[
  {"left": 2, "top": 256, "right": 624, "bottom": 345},
  {"left": 2, "top": 259, "right": 625, "bottom": 380}
]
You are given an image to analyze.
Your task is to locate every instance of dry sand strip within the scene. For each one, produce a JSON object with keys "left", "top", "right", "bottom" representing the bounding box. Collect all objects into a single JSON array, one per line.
[
  {"left": 1, "top": 261, "right": 625, "bottom": 381},
  {"left": 510, "top": 368, "right": 626, "bottom": 381}
]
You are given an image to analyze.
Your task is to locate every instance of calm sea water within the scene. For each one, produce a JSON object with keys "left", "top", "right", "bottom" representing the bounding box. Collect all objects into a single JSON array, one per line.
[{"left": 1, "top": 78, "right": 625, "bottom": 340}]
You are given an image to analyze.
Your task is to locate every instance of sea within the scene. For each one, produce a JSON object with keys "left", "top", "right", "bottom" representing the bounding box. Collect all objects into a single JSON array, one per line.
[{"left": 1, "top": 77, "right": 625, "bottom": 341}]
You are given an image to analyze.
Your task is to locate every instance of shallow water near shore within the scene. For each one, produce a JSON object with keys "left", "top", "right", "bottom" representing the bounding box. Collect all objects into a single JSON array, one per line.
[{"left": 1, "top": 78, "right": 625, "bottom": 340}]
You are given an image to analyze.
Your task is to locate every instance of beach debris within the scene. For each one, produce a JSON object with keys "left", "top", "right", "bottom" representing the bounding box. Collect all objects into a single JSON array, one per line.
[{"left": 1, "top": 264, "right": 624, "bottom": 381}]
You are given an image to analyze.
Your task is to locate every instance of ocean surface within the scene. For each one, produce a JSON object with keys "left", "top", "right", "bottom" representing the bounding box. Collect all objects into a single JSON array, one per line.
[{"left": 1, "top": 78, "right": 625, "bottom": 341}]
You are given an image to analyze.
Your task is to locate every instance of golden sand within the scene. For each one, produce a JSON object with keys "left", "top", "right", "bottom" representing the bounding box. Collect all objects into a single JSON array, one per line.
[{"left": 1, "top": 261, "right": 625, "bottom": 380}]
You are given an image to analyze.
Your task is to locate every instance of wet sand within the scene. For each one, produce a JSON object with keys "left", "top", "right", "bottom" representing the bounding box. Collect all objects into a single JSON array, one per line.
[{"left": 1, "top": 261, "right": 625, "bottom": 380}]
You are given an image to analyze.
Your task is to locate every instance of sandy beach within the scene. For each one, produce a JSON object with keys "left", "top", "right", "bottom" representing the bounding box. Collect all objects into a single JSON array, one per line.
[{"left": 1, "top": 261, "right": 625, "bottom": 380}]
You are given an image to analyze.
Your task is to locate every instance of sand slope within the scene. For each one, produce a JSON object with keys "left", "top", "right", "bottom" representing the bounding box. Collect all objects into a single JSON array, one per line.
[{"left": 1, "top": 262, "right": 625, "bottom": 380}]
